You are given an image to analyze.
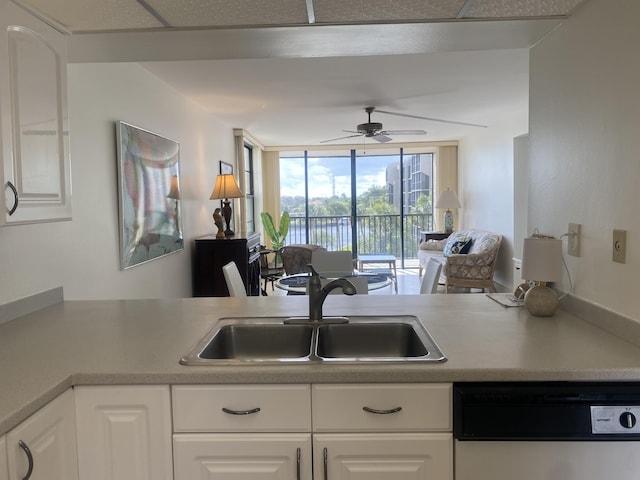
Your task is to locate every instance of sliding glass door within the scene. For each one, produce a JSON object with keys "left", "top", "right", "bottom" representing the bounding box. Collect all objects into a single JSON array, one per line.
[{"left": 279, "top": 149, "right": 434, "bottom": 268}]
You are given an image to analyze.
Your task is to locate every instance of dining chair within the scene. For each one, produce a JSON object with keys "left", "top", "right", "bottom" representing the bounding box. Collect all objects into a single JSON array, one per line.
[
  {"left": 420, "top": 258, "right": 443, "bottom": 294},
  {"left": 222, "top": 261, "right": 247, "bottom": 297},
  {"left": 259, "top": 247, "right": 284, "bottom": 294},
  {"left": 311, "top": 250, "right": 354, "bottom": 278}
]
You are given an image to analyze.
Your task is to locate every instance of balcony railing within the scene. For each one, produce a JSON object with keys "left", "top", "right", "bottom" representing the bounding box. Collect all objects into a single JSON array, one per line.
[{"left": 285, "top": 213, "right": 434, "bottom": 266}]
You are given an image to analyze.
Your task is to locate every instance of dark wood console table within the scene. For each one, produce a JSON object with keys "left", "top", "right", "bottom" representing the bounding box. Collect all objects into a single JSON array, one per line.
[
  {"left": 192, "top": 232, "right": 261, "bottom": 297},
  {"left": 419, "top": 231, "right": 452, "bottom": 244}
]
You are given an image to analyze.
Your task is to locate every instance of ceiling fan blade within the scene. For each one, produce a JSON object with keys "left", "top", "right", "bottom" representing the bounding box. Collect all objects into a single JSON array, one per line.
[
  {"left": 372, "top": 134, "right": 393, "bottom": 143},
  {"left": 320, "top": 133, "right": 364, "bottom": 144},
  {"left": 375, "top": 109, "right": 488, "bottom": 128},
  {"left": 381, "top": 130, "right": 427, "bottom": 135}
]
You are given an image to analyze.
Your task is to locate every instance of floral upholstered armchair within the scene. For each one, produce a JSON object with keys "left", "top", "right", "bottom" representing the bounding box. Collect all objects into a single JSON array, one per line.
[{"left": 418, "top": 230, "right": 503, "bottom": 293}]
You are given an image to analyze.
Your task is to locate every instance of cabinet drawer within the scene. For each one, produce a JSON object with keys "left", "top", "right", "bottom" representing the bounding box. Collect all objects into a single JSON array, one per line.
[
  {"left": 172, "top": 385, "right": 311, "bottom": 432},
  {"left": 312, "top": 383, "right": 451, "bottom": 432}
]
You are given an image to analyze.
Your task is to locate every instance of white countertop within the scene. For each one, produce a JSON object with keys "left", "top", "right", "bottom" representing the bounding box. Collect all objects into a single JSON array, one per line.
[{"left": 2, "top": 294, "right": 640, "bottom": 434}]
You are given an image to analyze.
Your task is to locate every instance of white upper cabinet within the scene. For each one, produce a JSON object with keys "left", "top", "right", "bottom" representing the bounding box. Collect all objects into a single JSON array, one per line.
[{"left": 0, "top": 0, "right": 71, "bottom": 225}]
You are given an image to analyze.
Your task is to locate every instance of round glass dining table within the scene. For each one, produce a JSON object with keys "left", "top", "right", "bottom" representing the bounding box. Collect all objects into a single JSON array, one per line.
[{"left": 275, "top": 273, "right": 392, "bottom": 294}]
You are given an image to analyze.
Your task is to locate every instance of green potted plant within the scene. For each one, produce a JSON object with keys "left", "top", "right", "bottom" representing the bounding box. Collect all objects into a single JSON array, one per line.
[{"left": 261, "top": 211, "right": 290, "bottom": 263}]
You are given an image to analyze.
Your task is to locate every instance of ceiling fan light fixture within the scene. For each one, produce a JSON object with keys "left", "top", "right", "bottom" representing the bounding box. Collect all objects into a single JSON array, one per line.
[{"left": 357, "top": 122, "right": 383, "bottom": 134}]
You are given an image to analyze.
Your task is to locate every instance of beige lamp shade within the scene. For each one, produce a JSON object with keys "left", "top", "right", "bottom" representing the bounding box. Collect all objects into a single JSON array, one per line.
[
  {"left": 167, "top": 175, "right": 180, "bottom": 199},
  {"left": 435, "top": 189, "right": 461, "bottom": 209},
  {"left": 209, "top": 174, "right": 243, "bottom": 200},
  {"left": 521, "top": 237, "right": 563, "bottom": 282}
]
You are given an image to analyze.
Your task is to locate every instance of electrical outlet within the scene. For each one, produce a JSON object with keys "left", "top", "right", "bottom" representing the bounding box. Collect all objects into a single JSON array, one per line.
[
  {"left": 567, "top": 223, "right": 581, "bottom": 257},
  {"left": 613, "top": 229, "right": 626, "bottom": 264}
]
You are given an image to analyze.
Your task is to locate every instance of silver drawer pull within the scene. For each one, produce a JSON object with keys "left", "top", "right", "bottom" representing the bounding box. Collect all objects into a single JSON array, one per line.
[
  {"left": 323, "top": 447, "right": 328, "bottom": 480},
  {"left": 18, "top": 440, "right": 34, "bottom": 480},
  {"left": 6, "top": 181, "right": 19, "bottom": 216},
  {"left": 222, "top": 407, "right": 261, "bottom": 415},
  {"left": 362, "top": 406, "right": 402, "bottom": 415}
]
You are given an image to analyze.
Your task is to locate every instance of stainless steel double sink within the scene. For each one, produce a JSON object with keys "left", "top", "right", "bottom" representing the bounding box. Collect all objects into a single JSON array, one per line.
[{"left": 180, "top": 315, "right": 446, "bottom": 365}]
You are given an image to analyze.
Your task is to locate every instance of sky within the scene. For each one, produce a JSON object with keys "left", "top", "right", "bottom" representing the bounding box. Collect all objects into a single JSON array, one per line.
[{"left": 280, "top": 155, "right": 396, "bottom": 198}]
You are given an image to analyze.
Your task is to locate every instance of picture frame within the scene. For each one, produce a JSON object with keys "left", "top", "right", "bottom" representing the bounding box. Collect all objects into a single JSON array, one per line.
[
  {"left": 217, "top": 161, "right": 234, "bottom": 211},
  {"left": 116, "top": 121, "right": 184, "bottom": 270},
  {"left": 220, "top": 160, "right": 233, "bottom": 174}
]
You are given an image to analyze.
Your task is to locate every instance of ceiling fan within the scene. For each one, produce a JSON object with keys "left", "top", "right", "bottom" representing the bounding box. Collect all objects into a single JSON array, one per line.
[{"left": 320, "top": 106, "right": 487, "bottom": 144}]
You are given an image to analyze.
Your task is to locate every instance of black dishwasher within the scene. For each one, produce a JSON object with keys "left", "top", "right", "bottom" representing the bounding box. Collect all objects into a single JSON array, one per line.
[{"left": 454, "top": 382, "right": 640, "bottom": 480}]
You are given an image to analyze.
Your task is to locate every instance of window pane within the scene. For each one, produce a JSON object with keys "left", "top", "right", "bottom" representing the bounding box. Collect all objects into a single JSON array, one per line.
[
  {"left": 306, "top": 154, "right": 352, "bottom": 250},
  {"left": 355, "top": 154, "right": 401, "bottom": 256},
  {"left": 279, "top": 156, "right": 307, "bottom": 244}
]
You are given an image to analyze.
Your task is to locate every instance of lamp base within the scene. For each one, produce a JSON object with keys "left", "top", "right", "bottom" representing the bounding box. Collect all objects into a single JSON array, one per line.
[
  {"left": 443, "top": 210, "right": 454, "bottom": 233},
  {"left": 524, "top": 283, "right": 559, "bottom": 316}
]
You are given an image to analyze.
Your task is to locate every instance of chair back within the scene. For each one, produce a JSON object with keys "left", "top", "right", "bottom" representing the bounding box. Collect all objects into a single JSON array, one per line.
[
  {"left": 420, "top": 258, "right": 442, "bottom": 294},
  {"left": 222, "top": 261, "right": 247, "bottom": 297},
  {"left": 311, "top": 250, "right": 354, "bottom": 278},
  {"left": 280, "top": 244, "right": 326, "bottom": 275}
]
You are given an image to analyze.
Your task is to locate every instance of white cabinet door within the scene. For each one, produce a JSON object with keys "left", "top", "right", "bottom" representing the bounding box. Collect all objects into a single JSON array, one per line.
[
  {"left": 0, "top": 436, "right": 8, "bottom": 480},
  {"left": 173, "top": 433, "right": 312, "bottom": 480},
  {"left": 6, "top": 389, "right": 78, "bottom": 480},
  {"left": 314, "top": 433, "right": 453, "bottom": 480},
  {"left": 0, "top": 0, "right": 71, "bottom": 225},
  {"left": 74, "top": 385, "right": 172, "bottom": 480}
]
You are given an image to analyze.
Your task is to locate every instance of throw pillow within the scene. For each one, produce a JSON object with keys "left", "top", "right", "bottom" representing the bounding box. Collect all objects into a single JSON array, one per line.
[
  {"left": 419, "top": 239, "right": 446, "bottom": 251},
  {"left": 443, "top": 233, "right": 472, "bottom": 256}
]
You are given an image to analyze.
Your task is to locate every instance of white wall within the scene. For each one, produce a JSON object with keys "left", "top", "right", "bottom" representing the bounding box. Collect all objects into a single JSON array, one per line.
[
  {"left": 0, "top": 63, "right": 234, "bottom": 302},
  {"left": 458, "top": 109, "right": 528, "bottom": 290},
  {"left": 529, "top": 0, "right": 639, "bottom": 320}
]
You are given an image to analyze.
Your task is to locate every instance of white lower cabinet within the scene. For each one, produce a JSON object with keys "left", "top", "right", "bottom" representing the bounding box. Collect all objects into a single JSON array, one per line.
[
  {"left": 0, "top": 436, "right": 8, "bottom": 480},
  {"left": 6, "top": 389, "right": 78, "bottom": 480},
  {"left": 74, "top": 385, "right": 173, "bottom": 480},
  {"left": 312, "top": 384, "right": 453, "bottom": 480},
  {"left": 172, "top": 385, "right": 312, "bottom": 480},
  {"left": 172, "top": 383, "right": 453, "bottom": 480}
]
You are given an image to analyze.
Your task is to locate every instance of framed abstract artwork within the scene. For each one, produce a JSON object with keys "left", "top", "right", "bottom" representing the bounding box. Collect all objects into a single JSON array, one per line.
[{"left": 116, "top": 121, "right": 183, "bottom": 269}]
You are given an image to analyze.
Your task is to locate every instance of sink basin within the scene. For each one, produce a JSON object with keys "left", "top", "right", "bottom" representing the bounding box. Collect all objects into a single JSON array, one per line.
[
  {"left": 180, "top": 315, "right": 446, "bottom": 365},
  {"left": 181, "top": 319, "right": 314, "bottom": 364},
  {"left": 316, "top": 323, "right": 429, "bottom": 359},
  {"left": 200, "top": 324, "right": 313, "bottom": 360}
]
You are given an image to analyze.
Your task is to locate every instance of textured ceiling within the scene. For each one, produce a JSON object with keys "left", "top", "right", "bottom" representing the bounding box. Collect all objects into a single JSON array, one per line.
[
  {"left": 17, "top": 0, "right": 587, "bottom": 32},
  {"left": 12, "top": 0, "right": 591, "bottom": 147}
]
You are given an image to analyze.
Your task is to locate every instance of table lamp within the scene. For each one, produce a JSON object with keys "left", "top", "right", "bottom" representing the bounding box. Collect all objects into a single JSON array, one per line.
[
  {"left": 521, "top": 236, "right": 563, "bottom": 316},
  {"left": 166, "top": 175, "right": 181, "bottom": 232},
  {"left": 209, "top": 174, "right": 243, "bottom": 237},
  {"left": 435, "top": 189, "right": 461, "bottom": 233}
]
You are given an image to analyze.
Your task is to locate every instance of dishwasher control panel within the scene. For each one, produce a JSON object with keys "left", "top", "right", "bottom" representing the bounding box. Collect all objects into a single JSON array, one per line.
[{"left": 591, "top": 406, "right": 640, "bottom": 434}]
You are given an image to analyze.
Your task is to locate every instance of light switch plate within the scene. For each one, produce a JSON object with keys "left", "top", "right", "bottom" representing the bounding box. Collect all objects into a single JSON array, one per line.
[
  {"left": 567, "top": 223, "right": 581, "bottom": 257},
  {"left": 613, "top": 229, "right": 626, "bottom": 264}
]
